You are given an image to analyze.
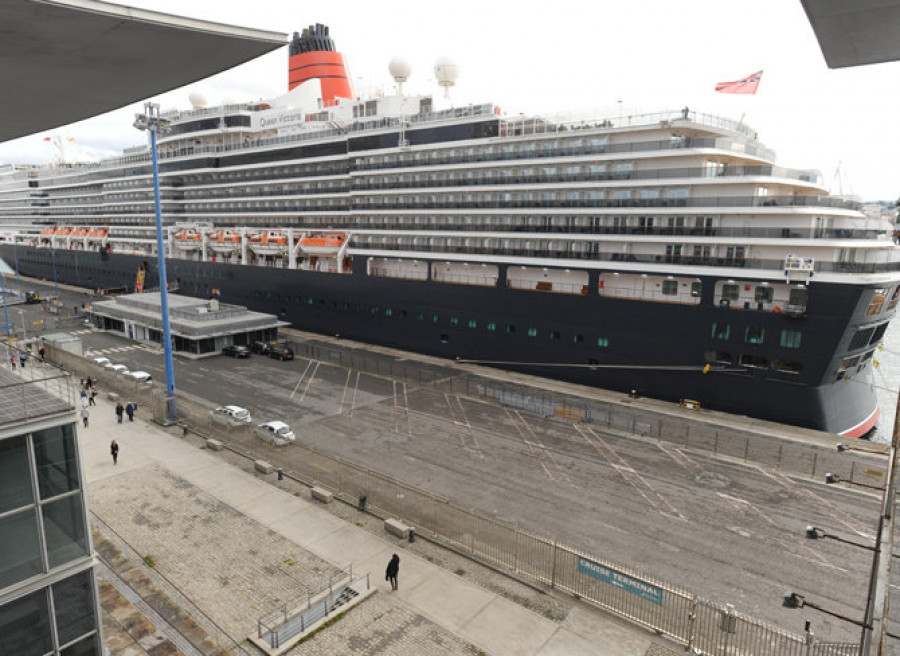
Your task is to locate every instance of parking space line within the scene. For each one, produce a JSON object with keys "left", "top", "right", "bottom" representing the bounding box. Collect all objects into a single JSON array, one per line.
[
  {"left": 290, "top": 360, "right": 314, "bottom": 399},
  {"left": 505, "top": 408, "right": 573, "bottom": 485},
  {"left": 298, "top": 361, "right": 320, "bottom": 404}
]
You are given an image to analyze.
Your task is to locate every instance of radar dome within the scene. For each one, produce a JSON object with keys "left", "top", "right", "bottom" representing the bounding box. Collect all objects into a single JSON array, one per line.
[
  {"left": 188, "top": 91, "right": 208, "bottom": 109},
  {"left": 434, "top": 56, "right": 459, "bottom": 85},
  {"left": 389, "top": 57, "right": 412, "bottom": 83}
]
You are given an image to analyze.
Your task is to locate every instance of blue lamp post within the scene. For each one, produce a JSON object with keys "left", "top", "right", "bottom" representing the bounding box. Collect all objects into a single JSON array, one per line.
[{"left": 134, "top": 102, "right": 177, "bottom": 422}]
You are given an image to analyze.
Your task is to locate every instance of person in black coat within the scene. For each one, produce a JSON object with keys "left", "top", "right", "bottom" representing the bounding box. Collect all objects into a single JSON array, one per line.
[
  {"left": 385, "top": 553, "right": 400, "bottom": 591},
  {"left": 115, "top": 402, "right": 124, "bottom": 423}
]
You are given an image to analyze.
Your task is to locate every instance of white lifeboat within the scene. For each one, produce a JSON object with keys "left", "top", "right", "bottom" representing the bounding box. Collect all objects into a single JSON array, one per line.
[
  {"left": 299, "top": 233, "right": 346, "bottom": 255},
  {"left": 208, "top": 228, "right": 242, "bottom": 254},
  {"left": 248, "top": 230, "right": 287, "bottom": 256},
  {"left": 173, "top": 228, "right": 202, "bottom": 251}
]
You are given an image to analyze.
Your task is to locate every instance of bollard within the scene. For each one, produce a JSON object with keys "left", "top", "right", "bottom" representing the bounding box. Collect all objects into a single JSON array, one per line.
[
  {"left": 358, "top": 494, "right": 367, "bottom": 512},
  {"left": 408, "top": 527, "right": 415, "bottom": 543},
  {"left": 277, "top": 467, "right": 283, "bottom": 481},
  {"left": 182, "top": 426, "right": 189, "bottom": 437}
]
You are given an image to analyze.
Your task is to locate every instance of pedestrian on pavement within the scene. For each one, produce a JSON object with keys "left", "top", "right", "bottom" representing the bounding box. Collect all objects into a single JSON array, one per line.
[
  {"left": 88, "top": 388, "right": 96, "bottom": 406},
  {"left": 385, "top": 553, "right": 400, "bottom": 591},
  {"left": 125, "top": 402, "right": 134, "bottom": 422},
  {"left": 39, "top": 345, "right": 45, "bottom": 361},
  {"left": 115, "top": 401, "right": 124, "bottom": 424},
  {"left": 81, "top": 395, "right": 88, "bottom": 410},
  {"left": 110, "top": 439, "right": 118, "bottom": 465},
  {"left": 19, "top": 354, "right": 25, "bottom": 368},
  {"left": 9, "top": 355, "right": 16, "bottom": 370},
  {"left": 81, "top": 406, "right": 89, "bottom": 428}
]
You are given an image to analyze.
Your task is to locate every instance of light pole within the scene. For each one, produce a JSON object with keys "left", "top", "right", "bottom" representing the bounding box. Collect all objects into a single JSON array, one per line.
[{"left": 134, "top": 102, "right": 177, "bottom": 423}]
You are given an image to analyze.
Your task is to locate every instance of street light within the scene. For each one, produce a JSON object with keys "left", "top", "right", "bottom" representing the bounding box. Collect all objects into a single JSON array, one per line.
[
  {"left": 783, "top": 591, "right": 870, "bottom": 629},
  {"left": 805, "top": 525, "right": 876, "bottom": 552},
  {"left": 133, "top": 102, "right": 177, "bottom": 423}
]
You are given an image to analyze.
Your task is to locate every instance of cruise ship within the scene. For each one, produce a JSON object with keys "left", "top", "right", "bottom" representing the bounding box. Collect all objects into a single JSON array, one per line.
[{"left": 0, "top": 24, "right": 897, "bottom": 437}]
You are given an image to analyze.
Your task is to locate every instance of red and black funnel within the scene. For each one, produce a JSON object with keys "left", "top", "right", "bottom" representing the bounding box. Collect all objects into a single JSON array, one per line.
[{"left": 288, "top": 24, "right": 355, "bottom": 106}]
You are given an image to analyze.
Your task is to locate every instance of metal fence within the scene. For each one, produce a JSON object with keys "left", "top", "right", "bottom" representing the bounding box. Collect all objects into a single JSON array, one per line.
[{"left": 51, "top": 346, "right": 863, "bottom": 656}]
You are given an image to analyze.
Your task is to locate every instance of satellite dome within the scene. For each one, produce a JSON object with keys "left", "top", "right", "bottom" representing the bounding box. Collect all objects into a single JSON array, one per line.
[
  {"left": 389, "top": 57, "right": 412, "bottom": 83},
  {"left": 434, "top": 56, "right": 460, "bottom": 85},
  {"left": 188, "top": 91, "right": 208, "bottom": 109}
]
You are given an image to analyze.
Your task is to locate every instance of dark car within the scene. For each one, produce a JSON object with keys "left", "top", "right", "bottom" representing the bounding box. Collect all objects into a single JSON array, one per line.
[
  {"left": 222, "top": 344, "right": 251, "bottom": 358},
  {"left": 250, "top": 340, "right": 272, "bottom": 355},
  {"left": 268, "top": 346, "right": 294, "bottom": 361}
]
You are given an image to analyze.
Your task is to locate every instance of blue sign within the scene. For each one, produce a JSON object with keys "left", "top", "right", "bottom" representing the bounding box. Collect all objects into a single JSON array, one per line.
[{"left": 577, "top": 557, "right": 663, "bottom": 605}]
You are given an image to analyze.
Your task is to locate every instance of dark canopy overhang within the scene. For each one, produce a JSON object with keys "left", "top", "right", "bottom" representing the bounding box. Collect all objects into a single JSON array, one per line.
[
  {"left": 0, "top": 0, "right": 285, "bottom": 142},
  {"left": 801, "top": 0, "right": 900, "bottom": 68}
]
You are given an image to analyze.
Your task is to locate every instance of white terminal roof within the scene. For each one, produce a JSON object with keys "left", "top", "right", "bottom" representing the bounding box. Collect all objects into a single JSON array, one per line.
[
  {"left": 0, "top": 0, "right": 286, "bottom": 142},
  {"left": 801, "top": 0, "right": 900, "bottom": 68}
]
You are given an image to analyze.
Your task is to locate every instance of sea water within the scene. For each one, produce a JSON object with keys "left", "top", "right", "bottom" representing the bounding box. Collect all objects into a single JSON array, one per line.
[{"left": 871, "top": 323, "right": 899, "bottom": 443}]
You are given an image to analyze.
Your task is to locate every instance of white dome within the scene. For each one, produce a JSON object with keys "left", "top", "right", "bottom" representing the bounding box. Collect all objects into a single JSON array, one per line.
[
  {"left": 434, "top": 56, "right": 460, "bottom": 86},
  {"left": 389, "top": 57, "right": 412, "bottom": 83},
  {"left": 188, "top": 91, "right": 208, "bottom": 109}
]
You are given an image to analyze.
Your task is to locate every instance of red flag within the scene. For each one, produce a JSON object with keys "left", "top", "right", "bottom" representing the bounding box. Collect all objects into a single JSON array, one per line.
[
  {"left": 715, "top": 70, "right": 763, "bottom": 95},
  {"left": 43, "top": 137, "right": 51, "bottom": 141}
]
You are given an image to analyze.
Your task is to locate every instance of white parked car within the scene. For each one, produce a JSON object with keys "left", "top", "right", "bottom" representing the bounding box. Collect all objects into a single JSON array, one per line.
[
  {"left": 210, "top": 405, "right": 252, "bottom": 425},
  {"left": 92, "top": 357, "right": 111, "bottom": 367},
  {"left": 106, "top": 364, "right": 129, "bottom": 374},
  {"left": 256, "top": 420, "right": 295, "bottom": 445},
  {"left": 127, "top": 371, "right": 152, "bottom": 383}
]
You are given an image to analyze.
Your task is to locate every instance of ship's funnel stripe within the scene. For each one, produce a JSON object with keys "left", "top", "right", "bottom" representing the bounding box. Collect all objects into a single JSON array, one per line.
[{"left": 287, "top": 50, "right": 354, "bottom": 101}]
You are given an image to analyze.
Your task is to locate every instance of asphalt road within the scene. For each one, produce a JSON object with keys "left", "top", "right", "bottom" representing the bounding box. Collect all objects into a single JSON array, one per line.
[{"left": 17, "top": 280, "right": 896, "bottom": 646}]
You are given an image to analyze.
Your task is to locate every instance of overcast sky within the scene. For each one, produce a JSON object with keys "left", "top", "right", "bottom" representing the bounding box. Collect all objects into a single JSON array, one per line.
[{"left": 2, "top": 0, "right": 898, "bottom": 201}]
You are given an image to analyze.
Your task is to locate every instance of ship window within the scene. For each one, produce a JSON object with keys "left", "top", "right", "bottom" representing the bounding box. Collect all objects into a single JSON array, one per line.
[
  {"left": 889, "top": 286, "right": 900, "bottom": 311},
  {"left": 691, "top": 281, "right": 702, "bottom": 297},
  {"left": 754, "top": 286, "right": 774, "bottom": 303},
  {"left": 549, "top": 330, "right": 561, "bottom": 341},
  {"left": 507, "top": 324, "right": 516, "bottom": 333},
  {"left": 711, "top": 322, "right": 730, "bottom": 340},
  {"left": 773, "top": 360, "right": 803, "bottom": 374},
  {"left": 597, "top": 337, "right": 609, "bottom": 347},
  {"left": 527, "top": 328, "right": 538, "bottom": 337},
  {"left": 866, "top": 289, "right": 887, "bottom": 316},
  {"left": 416, "top": 312, "right": 424, "bottom": 320},
  {"left": 573, "top": 333, "right": 584, "bottom": 343},
  {"left": 450, "top": 317, "right": 460, "bottom": 326},
  {"left": 788, "top": 287, "right": 808, "bottom": 308},
  {"left": 307, "top": 298, "right": 314, "bottom": 305},
  {"left": 432, "top": 314, "right": 441, "bottom": 323},
  {"left": 487, "top": 322, "right": 497, "bottom": 331},
  {"left": 468, "top": 320, "right": 478, "bottom": 328},
  {"left": 780, "top": 329, "right": 802, "bottom": 349},
  {"left": 704, "top": 350, "right": 732, "bottom": 364},
  {"left": 662, "top": 280, "right": 678, "bottom": 296},
  {"left": 740, "top": 354, "right": 769, "bottom": 369},
  {"left": 849, "top": 327, "right": 875, "bottom": 350},
  {"left": 870, "top": 322, "right": 889, "bottom": 345},
  {"left": 721, "top": 284, "right": 740, "bottom": 301},
  {"left": 745, "top": 326, "right": 765, "bottom": 344},
  {"left": 385, "top": 309, "right": 393, "bottom": 317},
  {"left": 441, "top": 334, "right": 448, "bottom": 343},
  {"left": 370, "top": 306, "right": 379, "bottom": 315}
]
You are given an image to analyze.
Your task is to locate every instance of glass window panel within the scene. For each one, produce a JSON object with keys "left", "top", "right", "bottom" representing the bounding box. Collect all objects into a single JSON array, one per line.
[
  {"left": 61, "top": 633, "right": 100, "bottom": 656},
  {"left": 0, "top": 508, "right": 43, "bottom": 587},
  {"left": 0, "top": 587, "right": 52, "bottom": 656},
  {"left": 54, "top": 570, "right": 97, "bottom": 646},
  {"left": 33, "top": 424, "right": 80, "bottom": 500},
  {"left": 0, "top": 434, "right": 34, "bottom": 512},
  {"left": 42, "top": 493, "right": 88, "bottom": 569}
]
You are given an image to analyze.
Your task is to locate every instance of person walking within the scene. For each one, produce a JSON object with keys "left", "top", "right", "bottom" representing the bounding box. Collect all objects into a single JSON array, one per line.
[
  {"left": 385, "top": 553, "right": 400, "bottom": 591},
  {"left": 81, "top": 406, "right": 89, "bottom": 428},
  {"left": 39, "top": 345, "right": 45, "bottom": 361},
  {"left": 88, "top": 388, "right": 96, "bottom": 406},
  {"left": 125, "top": 402, "right": 134, "bottom": 422},
  {"left": 110, "top": 439, "right": 118, "bottom": 465},
  {"left": 115, "top": 401, "right": 124, "bottom": 424},
  {"left": 19, "top": 353, "right": 26, "bottom": 368},
  {"left": 9, "top": 355, "right": 16, "bottom": 370}
]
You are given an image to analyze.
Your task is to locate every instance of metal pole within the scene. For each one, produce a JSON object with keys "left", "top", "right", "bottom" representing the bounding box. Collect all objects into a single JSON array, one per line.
[
  {"left": 145, "top": 103, "right": 177, "bottom": 423},
  {"left": 13, "top": 242, "right": 20, "bottom": 291},
  {"left": 50, "top": 250, "right": 59, "bottom": 300},
  {"left": 0, "top": 269, "right": 12, "bottom": 346}
]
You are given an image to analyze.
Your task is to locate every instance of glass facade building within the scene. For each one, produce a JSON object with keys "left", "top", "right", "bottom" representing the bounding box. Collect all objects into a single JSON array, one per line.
[{"left": 0, "top": 369, "right": 101, "bottom": 656}]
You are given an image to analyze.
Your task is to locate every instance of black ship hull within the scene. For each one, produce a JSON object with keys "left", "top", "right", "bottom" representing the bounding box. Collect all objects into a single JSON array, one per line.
[{"left": 3, "top": 244, "right": 884, "bottom": 436}]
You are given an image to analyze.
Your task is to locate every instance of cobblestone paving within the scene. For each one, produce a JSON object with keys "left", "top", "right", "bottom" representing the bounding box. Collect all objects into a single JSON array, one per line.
[
  {"left": 89, "top": 465, "right": 343, "bottom": 639},
  {"left": 196, "top": 435, "right": 575, "bottom": 624},
  {"left": 282, "top": 591, "right": 480, "bottom": 656}
]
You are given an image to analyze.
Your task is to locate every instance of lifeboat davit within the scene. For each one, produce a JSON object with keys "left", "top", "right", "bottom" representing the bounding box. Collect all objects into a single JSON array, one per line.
[
  {"left": 54, "top": 227, "right": 73, "bottom": 237},
  {"left": 248, "top": 230, "right": 287, "bottom": 256},
  {"left": 208, "top": 228, "right": 242, "bottom": 254},
  {"left": 70, "top": 226, "right": 90, "bottom": 237},
  {"left": 173, "top": 228, "right": 202, "bottom": 251},
  {"left": 299, "top": 233, "right": 346, "bottom": 255},
  {"left": 88, "top": 227, "right": 108, "bottom": 238}
]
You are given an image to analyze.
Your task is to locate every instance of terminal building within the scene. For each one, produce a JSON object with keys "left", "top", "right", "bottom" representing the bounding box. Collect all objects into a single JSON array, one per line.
[
  {"left": 87, "top": 292, "right": 287, "bottom": 356},
  {"left": 0, "top": 367, "right": 101, "bottom": 654}
]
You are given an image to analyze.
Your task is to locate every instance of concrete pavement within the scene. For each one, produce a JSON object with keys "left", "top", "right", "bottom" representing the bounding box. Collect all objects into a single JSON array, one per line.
[{"left": 73, "top": 384, "right": 680, "bottom": 655}]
